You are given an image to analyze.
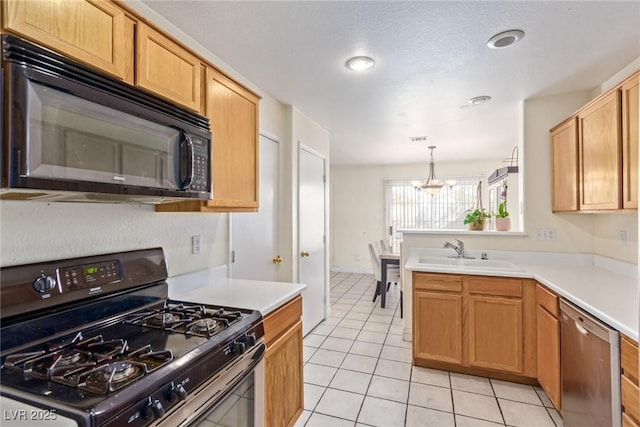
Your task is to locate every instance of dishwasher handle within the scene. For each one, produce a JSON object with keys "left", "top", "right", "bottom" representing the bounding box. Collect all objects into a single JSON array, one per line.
[{"left": 574, "top": 321, "right": 589, "bottom": 336}]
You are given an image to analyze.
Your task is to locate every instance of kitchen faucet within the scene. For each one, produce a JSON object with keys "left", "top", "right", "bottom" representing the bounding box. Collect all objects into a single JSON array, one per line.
[{"left": 444, "top": 239, "right": 473, "bottom": 259}]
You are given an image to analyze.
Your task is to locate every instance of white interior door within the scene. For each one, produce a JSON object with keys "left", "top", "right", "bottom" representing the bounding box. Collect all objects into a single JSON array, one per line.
[
  {"left": 231, "top": 135, "right": 279, "bottom": 281},
  {"left": 299, "top": 146, "right": 326, "bottom": 335}
]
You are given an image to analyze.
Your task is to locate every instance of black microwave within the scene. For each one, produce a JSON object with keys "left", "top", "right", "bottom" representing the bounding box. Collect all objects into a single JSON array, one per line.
[{"left": 1, "top": 35, "right": 212, "bottom": 204}]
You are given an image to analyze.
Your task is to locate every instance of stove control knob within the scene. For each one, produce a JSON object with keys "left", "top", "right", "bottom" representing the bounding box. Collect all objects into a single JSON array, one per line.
[
  {"left": 231, "top": 341, "right": 246, "bottom": 355},
  {"left": 33, "top": 274, "right": 56, "bottom": 294},
  {"left": 168, "top": 382, "right": 187, "bottom": 402},
  {"left": 242, "top": 333, "right": 257, "bottom": 347},
  {"left": 143, "top": 398, "right": 165, "bottom": 420}
]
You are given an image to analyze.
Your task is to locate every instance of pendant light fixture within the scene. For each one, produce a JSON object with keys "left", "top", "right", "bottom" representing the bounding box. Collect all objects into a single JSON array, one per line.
[{"left": 412, "top": 146, "right": 449, "bottom": 196}]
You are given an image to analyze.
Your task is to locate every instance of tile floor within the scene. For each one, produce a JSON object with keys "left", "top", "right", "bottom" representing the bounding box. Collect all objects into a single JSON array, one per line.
[{"left": 295, "top": 272, "right": 563, "bottom": 427}]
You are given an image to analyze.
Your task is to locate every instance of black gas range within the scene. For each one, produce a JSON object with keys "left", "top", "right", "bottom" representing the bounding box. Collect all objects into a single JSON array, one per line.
[{"left": 0, "top": 248, "right": 265, "bottom": 427}]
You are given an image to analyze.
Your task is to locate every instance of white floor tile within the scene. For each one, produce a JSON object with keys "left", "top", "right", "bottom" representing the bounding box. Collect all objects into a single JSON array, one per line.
[
  {"left": 305, "top": 412, "right": 355, "bottom": 427},
  {"left": 329, "top": 369, "right": 372, "bottom": 395},
  {"left": 534, "top": 386, "right": 555, "bottom": 408},
  {"left": 320, "top": 337, "right": 354, "bottom": 352},
  {"left": 380, "top": 345, "right": 412, "bottom": 363},
  {"left": 309, "top": 349, "right": 347, "bottom": 368},
  {"left": 452, "top": 390, "right": 503, "bottom": 424},
  {"left": 450, "top": 372, "right": 494, "bottom": 396},
  {"left": 367, "top": 375, "right": 409, "bottom": 403},
  {"left": 357, "top": 396, "right": 406, "bottom": 427},
  {"left": 330, "top": 327, "right": 361, "bottom": 340},
  {"left": 350, "top": 305, "right": 374, "bottom": 314},
  {"left": 374, "top": 359, "right": 412, "bottom": 381},
  {"left": 339, "top": 318, "right": 367, "bottom": 330},
  {"left": 314, "top": 388, "right": 365, "bottom": 421},
  {"left": 388, "top": 325, "right": 404, "bottom": 335},
  {"left": 455, "top": 414, "right": 505, "bottom": 426},
  {"left": 303, "top": 346, "right": 317, "bottom": 362},
  {"left": 304, "top": 383, "right": 326, "bottom": 411},
  {"left": 491, "top": 379, "right": 542, "bottom": 405},
  {"left": 321, "top": 316, "right": 341, "bottom": 326},
  {"left": 311, "top": 324, "right": 335, "bottom": 336},
  {"left": 408, "top": 381, "right": 453, "bottom": 412},
  {"left": 498, "top": 399, "right": 556, "bottom": 427},
  {"left": 368, "top": 314, "right": 394, "bottom": 324},
  {"left": 332, "top": 303, "right": 354, "bottom": 311},
  {"left": 331, "top": 309, "right": 349, "bottom": 318},
  {"left": 349, "top": 340, "right": 383, "bottom": 358},
  {"left": 362, "top": 322, "right": 390, "bottom": 333},
  {"left": 341, "top": 354, "right": 378, "bottom": 374},
  {"left": 304, "top": 363, "right": 337, "bottom": 387},
  {"left": 411, "top": 366, "right": 450, "bottom": 388},
  {"left": 357, "top": 330, "right": 387, "bottom": 344},
  {"left": 547, "top": 407, "right": 563, "bottom": 427},
  {"left": 384, "top": 334, "right": 412, "bottom": 349},
  {"left": 406, "top": 405, "right": 455, "bottom": 427},
  {"left": 293, "top": 410, "right": 311, "bottom": 427},
  {"left": 303, "top": 334, "right": 326, "bottom": 347}
]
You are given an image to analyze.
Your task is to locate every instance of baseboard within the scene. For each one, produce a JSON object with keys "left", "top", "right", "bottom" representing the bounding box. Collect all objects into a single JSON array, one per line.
[{"left": 330, "top": 267, "right": 373, "bottom": 274}]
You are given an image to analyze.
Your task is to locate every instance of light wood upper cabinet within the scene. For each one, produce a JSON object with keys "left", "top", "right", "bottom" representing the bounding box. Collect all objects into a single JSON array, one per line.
[
  {"left": 263, "top": 296, "right": 303, "bottom": 427},
  {"left": 621, "top": 72, "right": 639, "bottom": 209},
  {"left": 535, "top": 284, "right": 561, "bottom": 411},
  {"left": 136, "top": 22, "right": 202, "bottom": 112},
  {"left": 204, "top": 67, "right": 260, "bottom": 211},
  {"left": 551, "top": 118, "right": 579, "bottom": 212},
  {"left": 3, "top": 0, "right": 129, "bottom": 80},
  {"left": 578, "top": 90, "right": 622, "bottom": 210}
]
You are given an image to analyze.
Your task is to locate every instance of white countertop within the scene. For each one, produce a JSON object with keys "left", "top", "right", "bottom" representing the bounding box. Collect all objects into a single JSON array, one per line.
[
  {"left": 406, "top": 249, "right": 639, "bottom": 341},
  {"left": 166, "top": 268, "right": 307, "bottom": 315}
]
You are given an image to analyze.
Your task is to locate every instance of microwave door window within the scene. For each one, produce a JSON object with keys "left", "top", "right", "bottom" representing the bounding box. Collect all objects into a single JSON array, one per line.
[{"left": 26, "top": 81, "right": 181, "bottom": 190}]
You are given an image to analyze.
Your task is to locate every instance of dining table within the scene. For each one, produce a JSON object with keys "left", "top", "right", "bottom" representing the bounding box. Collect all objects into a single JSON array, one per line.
[{"left": 379, "top": 250, "right": 400, "bottom": 308}]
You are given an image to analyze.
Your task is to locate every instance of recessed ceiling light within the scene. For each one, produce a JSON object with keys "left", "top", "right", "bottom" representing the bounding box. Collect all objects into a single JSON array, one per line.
[
  {"left": 345, "top": 56, "right": 375, "bottom": 71},
  {"left": 468, "top": 95, "right": 492, "bottom": 105},
  {"left": 487, "top": 29, "right": 525, "bottom": 49}
]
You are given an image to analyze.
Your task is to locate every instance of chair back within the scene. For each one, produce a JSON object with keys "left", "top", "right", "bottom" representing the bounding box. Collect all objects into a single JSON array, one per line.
[
  {"left": 368, "top": 243, "right": 381, "bottom": 280},
  {"left": 380, "top": 239, "right": 390, "bottom": 253}
]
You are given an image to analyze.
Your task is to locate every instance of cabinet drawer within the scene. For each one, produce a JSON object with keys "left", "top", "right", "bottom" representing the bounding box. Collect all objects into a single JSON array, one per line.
[
  {"left": 622, "top": 374, "right": 640, "bottom": 423},
  {"left": 535, "top": 284, "right": 559, "bottom": 317},
  {"left": 413, "top": 272, "right": 462, "bottom": 292},
  {"left": 264, "top": 295, "right": 302, "bottom": 347},
  {"left": 468, "top": 276, "right": 522, "bottom": 297},
  {"left": 622, "top": 335, "right": 639, "bottom": 385}
]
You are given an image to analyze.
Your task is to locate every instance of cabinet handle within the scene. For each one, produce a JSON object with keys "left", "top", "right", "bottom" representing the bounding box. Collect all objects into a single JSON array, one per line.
[
  {"left": 301, "top": 251, "right": 310, "bottom": 258},
  {"left": 272, "top": 255, "right": 282, "bottom": 264}
]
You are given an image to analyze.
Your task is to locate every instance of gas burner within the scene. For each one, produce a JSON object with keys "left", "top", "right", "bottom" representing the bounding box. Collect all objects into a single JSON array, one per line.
[
  {"left": 189, "top": 318, "right": 222, "bottom": 336},
  {"left": 147, "top": 312, "right": 182, "bottom": 327},
  {"left": 56, "top": 349, "right": 90, "bottom": 367},
  {"left": 78, "top": 361, "right": 145, "bottom": 394}
]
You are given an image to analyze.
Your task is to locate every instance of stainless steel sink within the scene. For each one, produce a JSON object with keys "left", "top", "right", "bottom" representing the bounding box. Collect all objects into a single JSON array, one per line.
[{"left": 417, "top": 256, "right": 524, "bottom": 271}]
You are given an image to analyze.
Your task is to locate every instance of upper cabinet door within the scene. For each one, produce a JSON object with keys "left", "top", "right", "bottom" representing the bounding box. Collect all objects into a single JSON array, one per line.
[
  {"left": 3, "top": 0, "right": 127, "bottom": 79},
  {"left": 621, "top": 73, "right": 639, "bottom": 209},
  {"left": 578, "top": 90, "right": 622, "bottom": 210},
  {"left": 205, "top": 67, "right": 260, "bottom": 211},
  {"left": 136, "top": 22, "right": 201, "bottom": 112},
  {"left": 551, "top": 118, "right": 579, "bottom": 212}
]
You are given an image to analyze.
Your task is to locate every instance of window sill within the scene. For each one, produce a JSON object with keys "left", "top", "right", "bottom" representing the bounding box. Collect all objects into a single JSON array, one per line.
[{"left": 397, "top": 229, "right": 528, "bottom": 237}]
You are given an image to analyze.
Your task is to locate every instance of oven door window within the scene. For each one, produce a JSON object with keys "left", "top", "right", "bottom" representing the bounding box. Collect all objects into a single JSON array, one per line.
[
  {"left": 190, "top": 371, "right": 255, "bottom": 427},
  {"left": 26, "top": 81, "right": 182, "bottom": 190}
]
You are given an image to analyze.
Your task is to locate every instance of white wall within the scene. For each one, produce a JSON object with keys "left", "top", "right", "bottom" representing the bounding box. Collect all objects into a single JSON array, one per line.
[{"left": 331, "top": 158, "right": 501, "bottom": 271}]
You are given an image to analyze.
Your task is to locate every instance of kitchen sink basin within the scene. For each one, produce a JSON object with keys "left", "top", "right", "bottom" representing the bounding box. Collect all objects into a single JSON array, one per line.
[{"left": 417, "top": 256, "right": 524, "bottom": 271}]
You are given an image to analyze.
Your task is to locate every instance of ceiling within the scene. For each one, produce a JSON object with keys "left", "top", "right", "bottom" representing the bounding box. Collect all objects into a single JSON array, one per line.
[{"left": 140, "top": 1, "right": 640, "bottom": 165}]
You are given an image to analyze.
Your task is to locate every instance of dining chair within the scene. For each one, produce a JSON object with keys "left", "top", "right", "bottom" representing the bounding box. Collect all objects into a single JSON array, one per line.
[
  {"left": 369, "top": 243, "right": 400, "bottom": 304},
  {"left": 379, "top": 239, "right": 391, "bottom": 252}
]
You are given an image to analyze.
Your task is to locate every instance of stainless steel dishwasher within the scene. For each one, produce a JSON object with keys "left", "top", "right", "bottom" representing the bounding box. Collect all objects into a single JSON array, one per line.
[{"left": 560, "top": 300, "right": 621, "bottom": 427}]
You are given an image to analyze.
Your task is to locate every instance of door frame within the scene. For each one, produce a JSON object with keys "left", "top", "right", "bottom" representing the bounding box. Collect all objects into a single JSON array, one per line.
[{"left": 297, "top": 142, "right": 330, "bottom": 320}]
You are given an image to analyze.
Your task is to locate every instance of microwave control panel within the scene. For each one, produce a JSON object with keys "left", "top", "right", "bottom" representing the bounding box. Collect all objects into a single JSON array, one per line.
[{"left": 190, "top": 137, "right": 210, "bottom": 192}]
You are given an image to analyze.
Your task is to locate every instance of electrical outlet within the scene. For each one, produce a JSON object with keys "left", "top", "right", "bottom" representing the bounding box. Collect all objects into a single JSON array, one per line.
[
  {"left": 619, "top": 230, "right": 628, "bottom": 247},
  {"left": 191, "top": 235, "right": 201, "bottom": 255},
  {"left": 535, "top": 228, "right": 556, "bottom": 241}
]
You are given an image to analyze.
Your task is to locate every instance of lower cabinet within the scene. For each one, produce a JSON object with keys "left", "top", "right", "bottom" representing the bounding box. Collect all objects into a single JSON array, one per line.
[
  {"left": 412, "top": 272, "right": 535, "bottom": 380},
  {"left": 621, "top": 334, "right": 640, "bottom": 427},
  {"left": 535, "top": 284, "right": 561, "bottom": 411},
  {"left": 263, "top": 295, "right": 303, "bottom": 427}
]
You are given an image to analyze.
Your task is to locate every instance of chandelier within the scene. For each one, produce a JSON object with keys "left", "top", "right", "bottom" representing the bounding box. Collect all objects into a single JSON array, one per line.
[{"left": 412, "top": 146, "right": 455, "bottom": 196}]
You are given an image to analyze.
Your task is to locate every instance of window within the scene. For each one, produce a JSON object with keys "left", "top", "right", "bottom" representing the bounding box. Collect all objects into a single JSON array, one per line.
[{"left": 384, "top": 175, "right": 484, "bottom": 251}]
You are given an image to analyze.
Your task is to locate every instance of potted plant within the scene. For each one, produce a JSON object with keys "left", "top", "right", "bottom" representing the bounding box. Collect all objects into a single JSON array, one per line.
[
  {"left": 464, "top": 180, "right": 491, "bottom": 231},
  {"left": 494, "top": 180, "right": 511, "bottom": 231},
  {"left": 464, "top": 208, "right": 492, "bottom": 230}
]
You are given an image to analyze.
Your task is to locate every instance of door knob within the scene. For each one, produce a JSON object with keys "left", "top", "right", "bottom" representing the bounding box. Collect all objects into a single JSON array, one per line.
[
  {"left": 301, "top": 251, "right": 310, "bottom": 257},
  {"left": 272, "top": 255, "right": 282, "bottom": 264}
]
